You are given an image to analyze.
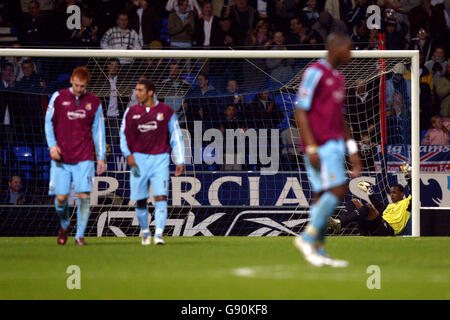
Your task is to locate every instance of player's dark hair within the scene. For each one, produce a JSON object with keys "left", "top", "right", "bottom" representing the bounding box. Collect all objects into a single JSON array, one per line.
[
  {"left": 326, "top": 32, "right": 352, "bottom": 50},
  {"left": 391, "top": 184, "right": 405, "bottom": 193},
  {"left": 138, "top": 79, "right": 155, "bottom": 93}
]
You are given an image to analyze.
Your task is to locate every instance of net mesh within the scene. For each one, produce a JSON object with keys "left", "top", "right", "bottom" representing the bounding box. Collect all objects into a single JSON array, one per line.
[{"left": 0, "top": 52, "right": 412, "bottom": 237}]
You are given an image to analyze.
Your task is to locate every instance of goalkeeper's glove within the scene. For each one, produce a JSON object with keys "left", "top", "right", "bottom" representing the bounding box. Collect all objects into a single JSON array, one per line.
[
  {"left": 400, "top": 162, "right": 411, "bottom": 177},
  {"left": 357, "top": 181, "right": 373, "bottom": 195},
  {"left": 131, "top": 166, "right": 141, "bottom": 177}
]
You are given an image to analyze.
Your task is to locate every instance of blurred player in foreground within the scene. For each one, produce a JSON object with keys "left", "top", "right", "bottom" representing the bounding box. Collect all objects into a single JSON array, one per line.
[
  {"left": 45, "top": 66, "right": 106, "bottom": 246},
  {"left": 120, "top": 79, "right": 184, "bottom": 245},
  {"left": 294, "top": 32, "right": 361, "bottom": 267},
  {"left": 329, "top": 163, "right": 412, "bottom": 236}
]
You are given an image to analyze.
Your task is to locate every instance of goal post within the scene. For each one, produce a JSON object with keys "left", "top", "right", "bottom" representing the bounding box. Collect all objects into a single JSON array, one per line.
[{"left": 0, "top": 48, "right": 421, "bottom": 237}]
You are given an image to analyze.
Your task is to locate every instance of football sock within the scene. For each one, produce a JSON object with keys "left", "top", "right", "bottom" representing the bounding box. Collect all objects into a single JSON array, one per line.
[
  {"left": 135, "top": 206, "right": 150, "bottom": 237},
  {"left": 55, "top": 198, "right": 70, "bottom": 230},
  {"left": 302, "top": 192, "right": 339, "bottom": 244},
  {"left": 154, "top": 200, "right": 167, "bottom": 238},
  {"left": 75, "top": 197, "right": 90, "bottom": 240}
]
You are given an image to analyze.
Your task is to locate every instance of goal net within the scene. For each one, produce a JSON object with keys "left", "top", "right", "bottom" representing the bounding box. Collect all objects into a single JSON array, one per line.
[{"left": 0, "top": 49, "right": 419, "bottom": 237}]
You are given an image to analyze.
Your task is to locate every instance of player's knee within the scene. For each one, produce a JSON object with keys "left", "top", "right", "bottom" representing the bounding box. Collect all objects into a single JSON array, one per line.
[
  {"left": 136, "top": 199, "right": 147, "bottom": 209},
  {"left": 56, "top": 195, "right": 68, "bottom": 204},
  {"left": 154, "top": 196, "right": 167, "bottom": 202}
]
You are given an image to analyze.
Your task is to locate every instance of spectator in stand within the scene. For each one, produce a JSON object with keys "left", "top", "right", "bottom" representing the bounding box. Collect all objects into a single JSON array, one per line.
[
  {"left": 16, "top": 59, "right": 46, "bottom": 91},
  {"left": 386, "top": 92, "right": 409, "bottom": 144},
  {"left": 220, "top": 103, "right": 245, "bottom": 132},
  {"left": 5, "top": 175, "right": 26, "bottom": 205},
  {"left": 101, "top": 12, "right": 142, "bottom": 65},
  {"left": 216, "top": 16, "right": 238, "bottom": 48},
  {"left": 366, "top": 28, "right": 379, "bottom": 50},
  {"left": 102, "top": 58, "right": 124, "bottom": 146},
  {"left": 4, "top": 43, "right": 41, "bottom": 82},
  {"left": 299, "top": 0, "right": 320, "bottom": 28},
  {"left": 127, "top": 0, "right": 161, "bottom": 47},
  {"left": 247, "top": 91, "right": 281, "bottom": 129},
  {"left": 70, "top": 11, "right": 99, "bottom": 47},
  {"left": 425, "top": 46, "right": 448, "bottom": 89},
  {"left": 188, "top": 73, "right": 220, "bottom": 123},
  {"left": 421, "top": 115, "right": 450, "bottom": 145},
  {"left": 221, "top": 79, "right": 245, "bottom": 113},
  {"left": 220, "top": 103, "right": 245, "bottom": 171},
  {"left": 245, "top": 20, "right": 271, "bottom": 48},
  {"left": 408, "top": 0, "right": 447, "bottom": 43},
  {"left": 346, "top": 78, "right": 379, "bottom": 143},
  {"left": 0, "top": 63, "right": 15, "bottom": 146},
  {"left": 311, "top": 11, "right": 347, "bottom": 43},
  {"left": 383, "top": 13, "right": 408, "bottom": 50},
  {"left": 0, "top": 63, "right": 15, "bottom": 89},
  {"left": 351, "top": 19, "right": 369, "bottom": 50},
  {"left": 223, "top": 0, "right": 259, "bottom": 46},
  {"left": 386, "top": 63, "right": 411, "bottom": 110},
  {"left": 166, "top": 0, "right": 202, "bottom": 17},
  {"left": 409, "top": 27, "right": 433, "bottom": 62},
  {"left": 193, "top": 1, "right": 221, "bottom": 48},
  {"left": 286, "top": 16, "right": 313, "bottom": 50},
  {"left": 168, "top": 0, "right": 196, "bottom": 48},
  {"left": 265, "top": 31, "right": 294, "bottom": 85},
  {"left": 435, "top": 59, "right": 450, "bottom": 117},
  {"left": 93, "top": 0, "right": 123, "bottom": 41},
  {"left": 265, "top": 0, "right": 297, "bottom": 33},
  {"left": 20, "top": 0, "right": 52, "bottom": 45},
  {"left": 325, "top": 0, "right": 355, "bottom": 22},
  {"left": 161, "top": 60, "right": 191, "bottom": 115}
]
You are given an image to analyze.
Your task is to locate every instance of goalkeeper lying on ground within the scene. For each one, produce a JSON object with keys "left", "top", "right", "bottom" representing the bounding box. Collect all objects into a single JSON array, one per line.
[{"left": 329, "top": 164, "right": 412, "bottom": 236}]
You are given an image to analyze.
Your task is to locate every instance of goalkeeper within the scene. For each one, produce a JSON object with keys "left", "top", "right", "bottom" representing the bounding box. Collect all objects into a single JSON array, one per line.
[{"left": 329, "top": 164, "right": 412, "bottom": 236}]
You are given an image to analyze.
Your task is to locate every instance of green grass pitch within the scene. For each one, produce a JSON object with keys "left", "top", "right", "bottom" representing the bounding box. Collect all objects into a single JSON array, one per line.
[{"left": 0, "top": 237, "right": 448, "bottom": 300}]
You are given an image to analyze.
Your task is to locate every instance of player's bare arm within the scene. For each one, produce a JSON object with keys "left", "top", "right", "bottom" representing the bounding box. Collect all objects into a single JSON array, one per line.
[{"left": 295, "top": 108, "right": 319, "bottom": 169}]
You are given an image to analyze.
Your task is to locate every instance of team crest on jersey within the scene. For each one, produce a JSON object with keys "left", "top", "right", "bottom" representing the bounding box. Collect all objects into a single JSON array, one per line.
[
  {"left": 85, "top": 103, "right": 92, "bottom": 110},
  {"left": 156, "top": 113, "right": 164, "bottom": 121}
]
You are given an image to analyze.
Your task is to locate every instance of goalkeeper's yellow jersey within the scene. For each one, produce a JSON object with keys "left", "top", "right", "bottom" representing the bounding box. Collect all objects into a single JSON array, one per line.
[{"left": 382, "top": 195, "right": 412, "bottom": 235}]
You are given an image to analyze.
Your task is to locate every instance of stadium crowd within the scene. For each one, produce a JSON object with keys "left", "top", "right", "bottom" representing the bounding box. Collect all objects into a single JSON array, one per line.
[{"left": 0, "top": 0, "right": 449, "bottom": 203}]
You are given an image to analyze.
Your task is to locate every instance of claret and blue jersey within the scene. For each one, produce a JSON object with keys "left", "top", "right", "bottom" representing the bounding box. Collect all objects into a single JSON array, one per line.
[
  {"left": 45, "top": 88, "right": 106, "bottom": 195},
  {"left": 120, "top": 100, "right": 185, "bottom": 200},
  {"left": 295, "top": 59, "right": 348, "bottom": 192}
]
